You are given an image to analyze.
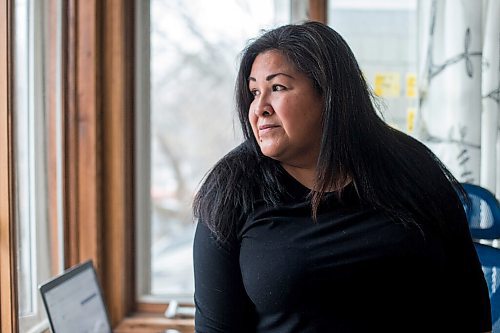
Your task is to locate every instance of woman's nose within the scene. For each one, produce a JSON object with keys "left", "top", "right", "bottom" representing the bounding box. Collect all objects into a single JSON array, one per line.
[{"left": 254, "top": 96, "right": 274, "bottom": 117}]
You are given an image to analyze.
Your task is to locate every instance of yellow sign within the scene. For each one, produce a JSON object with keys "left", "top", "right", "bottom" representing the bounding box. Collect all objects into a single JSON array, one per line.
[
  {"left": 374, "top": 72, "right": 400, "bottom": 97},
  {"left": 407, "top": 107, "right": 416, "bottom": 133},
  {"left": 406, "top": 73, "right": 417, "bottom": 98}
]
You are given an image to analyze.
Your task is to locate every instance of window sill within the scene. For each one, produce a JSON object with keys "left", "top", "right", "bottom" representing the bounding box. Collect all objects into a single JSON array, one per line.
[{"left": 114, "top": 313, "right": 194, "bottom": 333}]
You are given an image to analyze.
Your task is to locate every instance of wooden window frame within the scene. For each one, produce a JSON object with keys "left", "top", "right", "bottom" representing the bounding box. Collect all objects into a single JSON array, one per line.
[
  {"left": 309, "top": 0, "right": 327, "bottom": 23},
  {"left": 61, "top": 0, "right": 135, "bottom": 328}
]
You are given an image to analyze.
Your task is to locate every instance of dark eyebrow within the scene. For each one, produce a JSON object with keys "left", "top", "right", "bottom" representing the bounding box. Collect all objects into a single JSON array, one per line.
[{"left": 248, "top": 72, "right": 294, "bottom": 82}]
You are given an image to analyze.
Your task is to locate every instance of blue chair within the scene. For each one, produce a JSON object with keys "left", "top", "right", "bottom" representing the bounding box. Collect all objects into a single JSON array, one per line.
[
  {"left": 461, "top": 183, "right": 500, "bottom": 240},
  {"left": 462, "top": 183, "right": 500, "bottom": 330},
  {"left": 474, "top": 243, "right": 500, "bottom": 331}
]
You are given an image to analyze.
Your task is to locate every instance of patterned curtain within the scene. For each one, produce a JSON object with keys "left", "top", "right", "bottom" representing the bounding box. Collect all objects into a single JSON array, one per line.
[
  {"left": 481, "top": 0, "right": 500, "bottom": 196},
  {"left": 416, "top": 0, "right": 499, "bottom": 197}
]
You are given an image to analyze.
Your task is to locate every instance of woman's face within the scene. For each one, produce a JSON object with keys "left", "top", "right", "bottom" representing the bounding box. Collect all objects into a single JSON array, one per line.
[{"left": 248, "top": 50, "right": 323, "bottom": 169}]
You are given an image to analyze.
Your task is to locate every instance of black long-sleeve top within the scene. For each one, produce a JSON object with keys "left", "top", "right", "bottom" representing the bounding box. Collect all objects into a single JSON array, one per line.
[{"left": 193, "top": 159, "right": 491, "bottom": 332}]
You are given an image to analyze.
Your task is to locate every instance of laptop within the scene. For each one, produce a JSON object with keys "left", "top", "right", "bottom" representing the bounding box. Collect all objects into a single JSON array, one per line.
[{"left": 39, "top": 260, "right": 112, "bottom": 333}]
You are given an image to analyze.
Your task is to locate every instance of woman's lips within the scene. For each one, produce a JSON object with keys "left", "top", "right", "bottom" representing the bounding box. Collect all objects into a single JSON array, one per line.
[{"left": 258, "top": 124, "right": 279, "bottom": 131}]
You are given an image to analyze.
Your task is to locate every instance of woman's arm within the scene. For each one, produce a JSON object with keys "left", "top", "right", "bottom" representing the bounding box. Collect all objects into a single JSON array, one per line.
[
  {"left": 457, "top": 237, "right": 492, "bottom": 332},
  {"left": 193, "top": 222, "right": 256, "bottom": 333},
  {"left": 447, "top": 203, "right": 492, "bottom": 333}
]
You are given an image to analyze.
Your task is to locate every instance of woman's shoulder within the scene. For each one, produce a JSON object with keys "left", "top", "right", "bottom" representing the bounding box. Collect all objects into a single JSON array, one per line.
[
  {"left": 193, "top": 140, "right": 263, "bottom": 240},
  {"left": 385, "top": 129, "right": 466, "bottom": 231}
]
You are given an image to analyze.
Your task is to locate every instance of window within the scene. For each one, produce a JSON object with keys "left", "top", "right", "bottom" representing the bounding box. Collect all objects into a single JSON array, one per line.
[
  {"left": 136, "top": 0, "right": 294, "bottom": 301},
  {"left": 1, "top": 0, "right": 135, "bottom": 330},
  {"left": 14, "top": 0, "right": 62, "bottom": 331},
  {"left": 328, "top": 0, "right": 418, "bottom": 134},
  {"left": 1, "top": 1, "right": 325, "bottom": 331}
]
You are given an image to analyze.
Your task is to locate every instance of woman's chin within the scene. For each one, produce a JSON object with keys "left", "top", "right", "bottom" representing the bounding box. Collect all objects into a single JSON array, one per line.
[{"left": 259, "top": 146, "right": 282, "bottom": 160}]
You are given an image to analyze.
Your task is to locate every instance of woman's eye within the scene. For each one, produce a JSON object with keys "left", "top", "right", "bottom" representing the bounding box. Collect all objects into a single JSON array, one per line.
[
  {"left": 272, "top": 84, "right": 286, "bottom": 92},
  {"left": 250, "top": 89, "right": 260, "bottom": 97}
]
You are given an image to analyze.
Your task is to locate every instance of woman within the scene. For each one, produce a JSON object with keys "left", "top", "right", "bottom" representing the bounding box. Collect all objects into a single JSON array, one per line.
[{"left": 193, "top": 22, "right": 491, "bottom": 332}]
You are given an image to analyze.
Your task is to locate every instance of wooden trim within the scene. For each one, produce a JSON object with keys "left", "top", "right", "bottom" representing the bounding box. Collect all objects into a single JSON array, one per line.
[
  {"left": 114, "top": 315, "right": 194, "bottom": 333},
  {"left": 75, "top": 0, "right": 102, "bottom": 269},
  {"left": 101, "top": 0, "right": 135, "bottom": 326},
  {"left": 136, "top": 302, "right": 168, "bottom": 314},
  {"left": 63, "top": 0, "right": 103, "bottom": 273},
  {"left": 63, "top": 0, "right": 79, "bottom": 269},
  {"left": 62, "top": 0, "right": 135, "bottom": 327},
  {"left": 308, "top": 0, "right": 327, "bottom": 24},
  {"left": 0, "top": 0, "right": 18, "bottom": 331}
]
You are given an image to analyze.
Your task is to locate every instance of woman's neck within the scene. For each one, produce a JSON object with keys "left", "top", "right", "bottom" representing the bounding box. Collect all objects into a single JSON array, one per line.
[
  {"left": 281, "top": 163, "right": 316, "bottom": 190},
  {"left": 281, "top": 163, "right": 352, "bottom": 192}
]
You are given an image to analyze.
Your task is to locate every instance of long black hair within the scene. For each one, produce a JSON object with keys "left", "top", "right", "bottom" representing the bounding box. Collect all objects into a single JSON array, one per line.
[{"left": 194, "top": 21, "right": 467, "bottom": 242}]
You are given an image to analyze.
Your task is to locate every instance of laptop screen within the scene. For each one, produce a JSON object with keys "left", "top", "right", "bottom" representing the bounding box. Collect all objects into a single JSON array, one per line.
[{"left": 39, "top": 260, "right": 112, "bottom": 333}]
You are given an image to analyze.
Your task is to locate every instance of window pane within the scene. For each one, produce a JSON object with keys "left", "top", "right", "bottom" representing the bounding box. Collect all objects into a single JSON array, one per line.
[
  {"left": 148, "top": 0, "right": 290, "bottom": 298},
  {"left": 15, "top": 0, "right": 60, "bottom": 330},
  {"left": 15, "top": 0, "right": 35, "bottom": 317},
  {"left": 328, "top": 0, "right": 418, "bottom": 133}
]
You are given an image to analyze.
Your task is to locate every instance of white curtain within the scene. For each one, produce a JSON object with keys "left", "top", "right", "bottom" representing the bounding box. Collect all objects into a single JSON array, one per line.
[
  {"left": 417, "top": 0, "right": 500, "bottom": 198},
  {"left": 481, "top": 0, "right": 500, "bottom": 196}
]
